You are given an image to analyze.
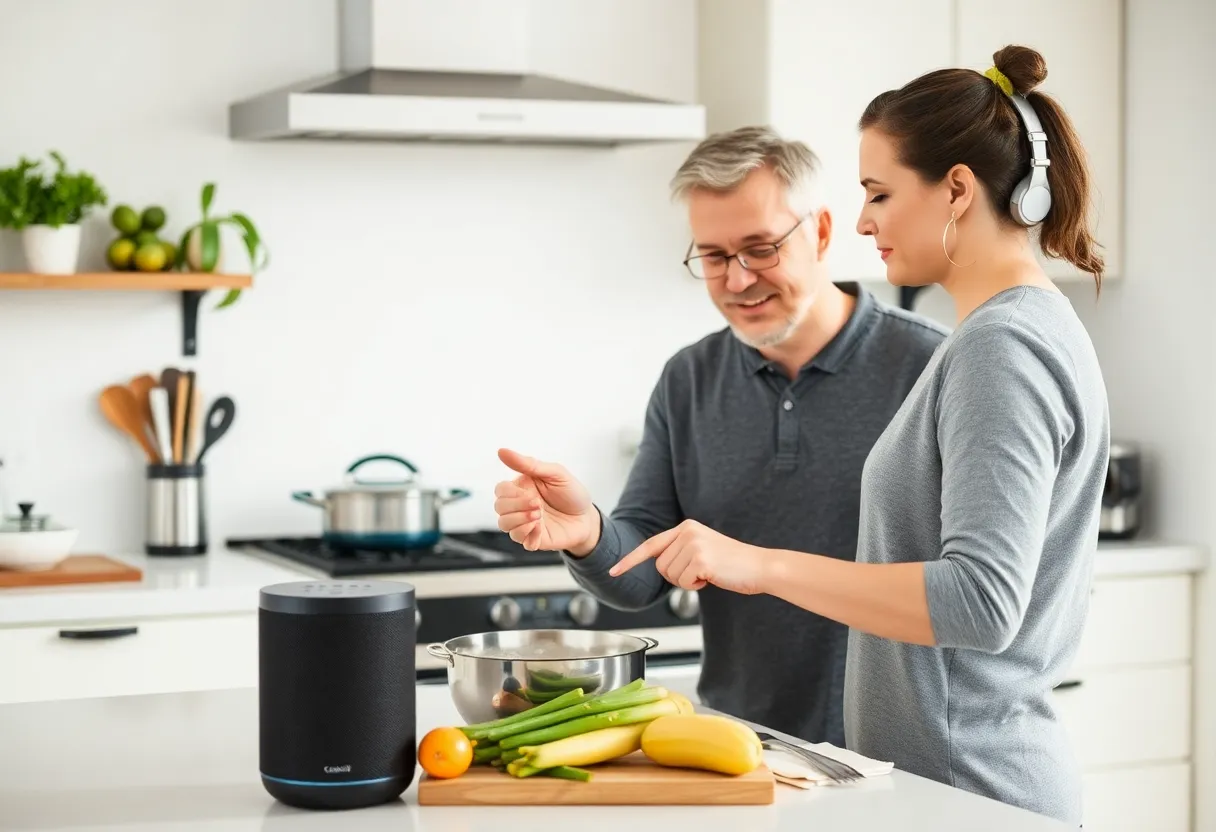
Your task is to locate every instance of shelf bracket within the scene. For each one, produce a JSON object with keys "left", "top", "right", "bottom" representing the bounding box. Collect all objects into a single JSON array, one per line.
[
  {"left": 898, "top": 285, "right": 928, "bottom": 312},
  {"left": 181, "top": 290, "right": 204, "bottom": 356}
]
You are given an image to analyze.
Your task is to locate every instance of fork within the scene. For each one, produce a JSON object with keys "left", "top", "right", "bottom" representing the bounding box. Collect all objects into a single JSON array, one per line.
[{"left": 754, "top": 732, "right": 865, "bottom": 784}]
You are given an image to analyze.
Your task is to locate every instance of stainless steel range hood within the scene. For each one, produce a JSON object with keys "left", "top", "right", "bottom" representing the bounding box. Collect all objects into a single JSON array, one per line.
[{"left": 229, "top": 0, "right": 706, "bottom": 147}]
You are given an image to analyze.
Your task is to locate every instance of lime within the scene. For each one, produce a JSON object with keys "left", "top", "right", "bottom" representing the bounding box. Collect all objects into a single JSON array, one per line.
[
  {"left": 159, "top": 241, "right": 178, "bottom": 270},
  {"left": 134, "top": 230, "right": 160, "bottom": 247},
  {"left": 141, "top": 206, "right": 166, "bottom": 231},
  {"left": 133, "top": 242, "right": 167, "bottom": 272},
  {"left": 107, "top": 237, "right": 137, "bottom": 270},
  {"left": 111, "top": 205, "right": 140, "bottom": 235}
]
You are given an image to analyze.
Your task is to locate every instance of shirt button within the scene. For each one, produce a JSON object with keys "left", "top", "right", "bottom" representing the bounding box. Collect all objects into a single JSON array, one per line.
[{"left": 782, "top": 400, "right": 794, "bottom": 411}]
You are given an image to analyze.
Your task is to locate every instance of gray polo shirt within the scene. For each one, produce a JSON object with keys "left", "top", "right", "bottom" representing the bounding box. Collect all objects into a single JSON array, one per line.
[{"left": 563, "top": 283, "right": 947, "bottom": 744}]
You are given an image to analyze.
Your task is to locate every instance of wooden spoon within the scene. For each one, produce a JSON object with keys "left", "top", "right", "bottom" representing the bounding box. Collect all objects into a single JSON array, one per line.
[
  {"left": 100, "top": 385, "right": 159, "bottom": 462},
  {"left": 128, "top": 373, "right": 158, "bottom": 448}
]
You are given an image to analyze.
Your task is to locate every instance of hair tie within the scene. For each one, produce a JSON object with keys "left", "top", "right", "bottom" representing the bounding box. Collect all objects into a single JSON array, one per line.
[{"left": 984, "top": 66, "right": 1014, "bottom": 96}]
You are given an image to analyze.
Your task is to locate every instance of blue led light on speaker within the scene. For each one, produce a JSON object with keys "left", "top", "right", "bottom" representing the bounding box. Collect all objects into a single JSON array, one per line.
[{"left": 260, "top": 773, "right": 398, "bottom": 787}]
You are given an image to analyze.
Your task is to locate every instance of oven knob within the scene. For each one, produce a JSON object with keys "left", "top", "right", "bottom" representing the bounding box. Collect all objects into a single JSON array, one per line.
[
  {"left": 668, "top": 589, "right": 700, "bottom": 620},
  {"left": 490, "top": 597, "right": 522, "bottom": 629},
  {"left": 567, "top": 593, "right": 599, "bottom": 627}
]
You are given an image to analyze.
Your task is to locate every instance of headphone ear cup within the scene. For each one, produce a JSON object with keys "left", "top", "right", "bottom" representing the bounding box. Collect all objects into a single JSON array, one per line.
[{"left": 1009, "top": 175, "right": 1052, "bottom": 226}]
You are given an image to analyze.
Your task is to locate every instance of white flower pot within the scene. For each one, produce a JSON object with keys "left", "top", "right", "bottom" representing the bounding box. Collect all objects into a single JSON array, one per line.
[{"left": 21, "top": 224, "right": 82, "bottom": 275}]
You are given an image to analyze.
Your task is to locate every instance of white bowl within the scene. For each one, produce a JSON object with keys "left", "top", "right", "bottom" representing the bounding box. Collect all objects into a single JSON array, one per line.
[{"left": 0, "top": 528, "right": 79, "bottom": 571}]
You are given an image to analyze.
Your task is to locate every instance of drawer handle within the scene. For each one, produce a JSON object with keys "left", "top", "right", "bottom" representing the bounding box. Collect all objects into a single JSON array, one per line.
[
  {"left": 1053, "top": 679, "right": 1083, "bottom": 691},
  {"left": 58, "top": 626, "right": 139, "bottom": 640}
]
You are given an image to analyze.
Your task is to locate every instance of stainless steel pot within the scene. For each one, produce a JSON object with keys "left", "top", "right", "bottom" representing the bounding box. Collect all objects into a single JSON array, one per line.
[
  {"left": 291, "top": 454, "right": 470, "bottom": 549},
  {"left": 427, "top": 629, "right": 660, "bottom": 724}
]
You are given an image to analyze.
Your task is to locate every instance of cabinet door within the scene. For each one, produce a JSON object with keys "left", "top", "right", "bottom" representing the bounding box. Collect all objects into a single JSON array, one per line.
[
  {"left": 1082, "top": 763, "right": 1192, "bottom": 832},
  {"left": 956, "top": 0, "right": 1123, "bottom": 282},
  {"left": 0, "top": 614, "right": 258, "bottom": 705},
  {"left": 765, "top": 0, "right": 954, "bottom": 282}
]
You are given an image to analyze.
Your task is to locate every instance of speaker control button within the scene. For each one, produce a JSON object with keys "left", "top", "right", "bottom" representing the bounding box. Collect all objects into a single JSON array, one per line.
[{"left": 490, "top": 597, "right": 522, "bottom": 629}]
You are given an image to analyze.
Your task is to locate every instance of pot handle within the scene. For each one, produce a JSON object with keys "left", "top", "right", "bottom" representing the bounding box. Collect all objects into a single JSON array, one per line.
[
  {"left": 427, "top": 643, "right": 455, "bottom": 666},
  {"left": 345, "top": 454, "right": 418, "bottom": 484},
  {"left": 291, "top": 490, "right": 327, "bottom": 509},
  {"left": 441, "top": 487, "right": 472, "bottom": 506},
  {"left": 639, "top": 636, "right": 660, "bottom": 651}
]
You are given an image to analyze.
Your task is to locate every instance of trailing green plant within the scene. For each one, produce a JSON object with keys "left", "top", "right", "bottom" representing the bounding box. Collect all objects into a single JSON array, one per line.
[
  {"left": 175, "top": 182, "right": 269, "bottom": 309},
  {"left": 0, "top": 151, "right": 108, "bottom": 230}
]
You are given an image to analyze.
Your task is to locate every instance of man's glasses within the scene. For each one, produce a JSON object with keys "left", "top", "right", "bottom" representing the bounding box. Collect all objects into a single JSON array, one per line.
[{"left": 682, "top": 215, "right": 810, "bottom": 280}]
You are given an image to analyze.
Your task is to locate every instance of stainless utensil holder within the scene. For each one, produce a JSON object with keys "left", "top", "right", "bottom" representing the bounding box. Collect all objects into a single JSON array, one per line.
[{"left": 146, "top": 463, "right": 207, "bottom": 556}]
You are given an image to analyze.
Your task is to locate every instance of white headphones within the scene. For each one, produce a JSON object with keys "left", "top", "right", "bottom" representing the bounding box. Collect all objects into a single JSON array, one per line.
[{"left": 1005, "top": 93, "right": 1052, "bottom": 226}]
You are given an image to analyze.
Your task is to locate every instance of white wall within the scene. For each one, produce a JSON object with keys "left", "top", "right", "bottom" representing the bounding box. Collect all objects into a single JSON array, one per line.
[
  {"left": 0, "top": 0, "right": 725, "bottom": 550},
  {"left": 1057, "top": 0, "right": 1216, "bottom": 825}
]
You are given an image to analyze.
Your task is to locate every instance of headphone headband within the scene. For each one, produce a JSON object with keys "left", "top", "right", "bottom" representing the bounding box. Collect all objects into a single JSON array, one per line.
[{"left": 985, "top": 66, "right": 1052, "bottom": 226}]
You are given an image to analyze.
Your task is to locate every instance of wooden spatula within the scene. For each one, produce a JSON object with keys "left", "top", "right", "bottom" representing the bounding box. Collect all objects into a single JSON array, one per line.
[{"left": 99, "top": 385, "right": 159, "bottom": 462}]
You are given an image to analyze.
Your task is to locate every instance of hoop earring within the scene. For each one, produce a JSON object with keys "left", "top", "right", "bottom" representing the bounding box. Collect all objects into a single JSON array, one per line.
[{"left": 942, "top": 211, "right": 976, "bottom": 268}]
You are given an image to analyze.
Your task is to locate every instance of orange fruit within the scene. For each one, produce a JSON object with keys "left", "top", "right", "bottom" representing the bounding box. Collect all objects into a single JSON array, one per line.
[{"left": 418, "top": 727, "right": 473, "bottom": 779}]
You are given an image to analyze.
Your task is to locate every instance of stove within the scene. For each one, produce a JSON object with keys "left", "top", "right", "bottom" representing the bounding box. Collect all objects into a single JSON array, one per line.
[
  {"left": 226, "top": 529, "right": 705, "bottom": 681},
  {"left": 225, "top": 531, "right": 562, "bottom": 577}
]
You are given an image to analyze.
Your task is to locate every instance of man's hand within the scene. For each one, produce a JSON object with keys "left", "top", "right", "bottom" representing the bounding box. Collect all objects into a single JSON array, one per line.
[
  {"left": 493, "top": 448, "right": 600, "bottom": 553},
  {"left": 609, "top": 519, "right": 767, "bottom": 595}
]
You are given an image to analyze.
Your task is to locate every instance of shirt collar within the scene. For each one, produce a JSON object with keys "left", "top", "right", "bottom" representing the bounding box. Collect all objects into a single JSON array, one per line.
[{"left": 736, "top": 282, "right": 878, "bottom": 376}]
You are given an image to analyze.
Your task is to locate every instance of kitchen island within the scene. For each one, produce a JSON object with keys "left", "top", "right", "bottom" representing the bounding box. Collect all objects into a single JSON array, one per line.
[{"left": 0, "top": 684, "right": 1072, "bottom": 831}]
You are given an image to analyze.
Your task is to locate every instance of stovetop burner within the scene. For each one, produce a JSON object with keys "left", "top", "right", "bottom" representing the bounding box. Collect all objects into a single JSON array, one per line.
[{"left": 226, "top": 530, "right": 563, "bottom": 577}]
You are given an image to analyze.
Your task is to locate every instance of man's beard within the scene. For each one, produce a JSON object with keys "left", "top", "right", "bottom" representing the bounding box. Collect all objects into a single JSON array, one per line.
[{"left": 727, "top": 291, "right": 815, "bottom": 349}]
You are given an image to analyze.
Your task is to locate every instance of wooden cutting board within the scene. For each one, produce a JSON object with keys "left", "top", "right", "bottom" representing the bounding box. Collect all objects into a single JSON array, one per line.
[
  {"left": 418, "top": 751, "right": 775, "bottom": 805},
  {"left": 0, "top": 555, "right": 142, "bottom": 589}
]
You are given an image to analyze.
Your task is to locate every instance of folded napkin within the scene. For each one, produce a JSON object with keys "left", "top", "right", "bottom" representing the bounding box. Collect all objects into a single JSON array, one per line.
[{"left": 763, "top": 741, "right": 894, "bottom": 788}]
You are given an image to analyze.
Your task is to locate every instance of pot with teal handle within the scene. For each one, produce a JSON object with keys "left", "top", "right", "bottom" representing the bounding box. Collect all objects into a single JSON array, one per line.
[{"left": 291, "top": 454, "right": 471, "bottom": 549}]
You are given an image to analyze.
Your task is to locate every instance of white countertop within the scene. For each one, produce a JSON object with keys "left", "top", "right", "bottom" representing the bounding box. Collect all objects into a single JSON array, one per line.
[
  {"left": 0, "top": 684, "right": 1072, "bottom": 831},
  {"left": 0, "top": 539, "right": 1206, "bottom": 629}
]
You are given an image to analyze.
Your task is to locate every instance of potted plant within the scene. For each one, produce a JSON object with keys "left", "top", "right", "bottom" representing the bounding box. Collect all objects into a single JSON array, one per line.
[
  {"left": 0, "top": 151, "right": 108, "bottom": 274},
  {"left": 175, "top": 182, "right": 268, "bottom": 308}
]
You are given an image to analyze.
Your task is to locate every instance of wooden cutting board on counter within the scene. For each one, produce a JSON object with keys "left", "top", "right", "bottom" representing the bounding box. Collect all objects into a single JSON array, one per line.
[
  {"left": 418, "top": 751, "right": 775, "bottom": 806},
  {"left": 0, "top": 555, "right": 142, "bottom": 588}
]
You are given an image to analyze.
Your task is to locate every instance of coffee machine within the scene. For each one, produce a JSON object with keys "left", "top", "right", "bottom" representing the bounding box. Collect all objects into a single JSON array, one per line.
[{"left": 1100, "top": 441, "right": 1141, "bottom": 540}]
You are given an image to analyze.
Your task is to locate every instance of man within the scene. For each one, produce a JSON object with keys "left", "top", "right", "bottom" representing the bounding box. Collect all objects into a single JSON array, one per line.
[{"left": 492, "top": 125, "right": 947, "bottom": 745}]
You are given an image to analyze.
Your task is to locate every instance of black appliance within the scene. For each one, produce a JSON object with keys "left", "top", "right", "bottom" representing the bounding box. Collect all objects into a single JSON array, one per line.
[
  {"left": 1100, "top": 441, "right": 1142, "bottom": 540},
  {"left": 258, "top": 580, "right": 416, "bottom": 810}
]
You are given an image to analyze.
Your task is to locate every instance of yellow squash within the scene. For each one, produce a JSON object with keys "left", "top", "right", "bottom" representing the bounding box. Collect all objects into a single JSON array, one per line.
[{"left": 641, "top": 714, "right": 764, "bottom": 776}]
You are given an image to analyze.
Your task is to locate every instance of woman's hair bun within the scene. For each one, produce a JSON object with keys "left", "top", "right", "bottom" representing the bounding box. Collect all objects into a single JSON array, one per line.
[{"left": 993, "top": 45, "right": 1048, "bottom": 95}]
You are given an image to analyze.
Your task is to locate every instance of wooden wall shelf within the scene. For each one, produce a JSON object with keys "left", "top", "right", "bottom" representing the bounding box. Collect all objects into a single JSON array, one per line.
[
  {"left": 0, "top": 272, "right": 254, "bottom": 356},
  {"left": 0, "top": 272, "right": 251, "bottom": 291}
]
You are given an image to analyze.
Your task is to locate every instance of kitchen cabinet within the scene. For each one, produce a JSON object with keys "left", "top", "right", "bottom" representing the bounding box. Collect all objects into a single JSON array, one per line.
[
  {"left": 696, "top": 0, "right": 1123, "bottom": 283},
  {"left": 0, "top": 612, "right": 258, "bottom": 705},
  {"left": 1056, "top": 572, "right": 1196, "bottom": 831},
  {"left": 697, "top": 0, "right": 953, "bottom": 282},
  {"left": 956, "top": 0, "right": 1124, "bottom": 282}
]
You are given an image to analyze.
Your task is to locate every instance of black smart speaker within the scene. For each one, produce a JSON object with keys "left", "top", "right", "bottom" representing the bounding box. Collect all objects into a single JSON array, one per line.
[{"left": 258, "top": 580, "right": 416, "bottom": 810}]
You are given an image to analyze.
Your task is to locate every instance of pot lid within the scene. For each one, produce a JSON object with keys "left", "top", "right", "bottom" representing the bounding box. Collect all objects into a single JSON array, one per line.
[
  {"left": 0, "top": 502, "right": 64, "bottom": 533},
  {"left": 328, "top": 454, "right": 430, "bottom": 495}
]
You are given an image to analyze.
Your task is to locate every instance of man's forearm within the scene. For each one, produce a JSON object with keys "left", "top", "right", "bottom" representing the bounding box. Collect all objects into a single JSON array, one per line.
[
  {"left": 760, "top": 550, "right": 936, "bottom": 646},
  {"left": 562, "top": 509, "right": 670, "bottom": 611}
]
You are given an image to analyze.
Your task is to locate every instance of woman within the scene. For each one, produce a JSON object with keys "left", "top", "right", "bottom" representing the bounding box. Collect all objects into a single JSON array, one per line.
[{"left": 608, "top": 45, "right": 1108, "bottom": 826}]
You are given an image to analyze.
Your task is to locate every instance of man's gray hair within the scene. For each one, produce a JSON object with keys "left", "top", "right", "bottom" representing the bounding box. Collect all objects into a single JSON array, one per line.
[{"left": 669, "top": 125, "right": 823, "bottom": 217}]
